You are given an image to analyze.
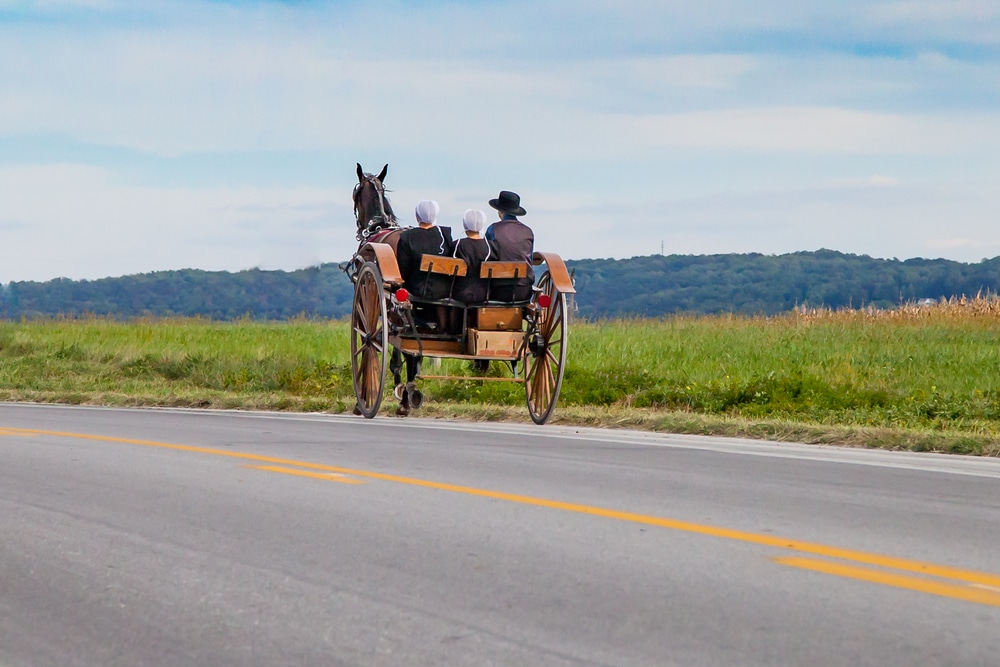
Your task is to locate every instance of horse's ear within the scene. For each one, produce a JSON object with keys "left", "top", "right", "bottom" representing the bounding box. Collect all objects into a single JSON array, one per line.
[
  {"left": 377, "top": 164, "right": 388, "bottom": 182},
  {"left": 356, "top": 163, "right": 364, "bottom": 182}
]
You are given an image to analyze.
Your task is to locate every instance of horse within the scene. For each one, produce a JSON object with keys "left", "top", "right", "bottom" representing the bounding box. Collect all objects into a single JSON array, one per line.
[
  {"left": 350, "top": 163, "right": 418, "bottom": 415},
  {"left": 353, "top": 163, "right": 404, "bottom": 251}
]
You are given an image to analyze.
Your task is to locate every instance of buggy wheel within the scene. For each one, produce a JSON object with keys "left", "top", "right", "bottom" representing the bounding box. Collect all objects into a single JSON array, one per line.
[
  {"left": 524, "top": 271, "right": 568, "bottom": 425},
  {"left": 351, "top": 262, "right": 388, "bottom": 418}
]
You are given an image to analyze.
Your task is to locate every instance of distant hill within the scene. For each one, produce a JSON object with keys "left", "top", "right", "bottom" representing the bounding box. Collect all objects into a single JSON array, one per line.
[
  {"left": 2, "top": 250, "right": 998, "bottom": 320},
  {"left": 0, "top": 265, "right": 354, "bottom": 321},
  {"left": 569, "top": 250, "right": 1000, "bottom": 318}
]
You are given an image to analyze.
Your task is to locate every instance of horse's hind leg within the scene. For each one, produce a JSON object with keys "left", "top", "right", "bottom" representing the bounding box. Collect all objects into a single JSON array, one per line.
[
  {"left": 395, "top": 354, "right": 423, "bottom": 417},
  {"left": 405, "top": 355, "right": 421, "bottom": 384},
  {"left": 390, "top": 348, "right": 404, "bottom": 388},
  {"left": 394, "top": 353, "right": 421, "bottom": 416}
]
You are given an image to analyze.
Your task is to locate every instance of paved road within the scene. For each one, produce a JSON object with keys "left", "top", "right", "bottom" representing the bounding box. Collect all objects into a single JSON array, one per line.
[{"left": 1, "top": 403, "right": 998, "bottom": 666}]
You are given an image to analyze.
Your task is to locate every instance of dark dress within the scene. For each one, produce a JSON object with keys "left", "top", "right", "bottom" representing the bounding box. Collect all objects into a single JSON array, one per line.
[
  {"left": 485, "top": 216, "right": 534, "bottom": 301},
  {"left": 395, "top": 226, "right": 455, "bottom": 300},
  {"left": 451, "top": 236, "right": 494, "bottom": 304}
]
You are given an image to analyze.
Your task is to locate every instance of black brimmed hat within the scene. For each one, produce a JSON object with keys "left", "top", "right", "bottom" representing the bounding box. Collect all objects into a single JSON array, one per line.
[{"left": 489, "top": 190, "right": 526, "bottom": 216}]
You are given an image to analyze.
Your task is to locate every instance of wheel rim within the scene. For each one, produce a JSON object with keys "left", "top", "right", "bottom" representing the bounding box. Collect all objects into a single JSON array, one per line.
[
  {"left": 524, "top": 272, "right": 567, "bottom": 424},
  {"left": 351, "top": 263, "right": 388, "bottom": 418}
]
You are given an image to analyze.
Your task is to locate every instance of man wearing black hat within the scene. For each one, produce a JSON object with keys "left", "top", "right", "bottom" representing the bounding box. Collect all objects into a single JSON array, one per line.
[{"left": 485, "top": 190, "right": 534, "bottom": 301}]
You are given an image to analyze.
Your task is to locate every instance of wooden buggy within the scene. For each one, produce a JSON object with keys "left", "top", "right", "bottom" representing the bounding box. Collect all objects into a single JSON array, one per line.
[{"left": 344, "top": 243, "right": 575, "bottom": 424}]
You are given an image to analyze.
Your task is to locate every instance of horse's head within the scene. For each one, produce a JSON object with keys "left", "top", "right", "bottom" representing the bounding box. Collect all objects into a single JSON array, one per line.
[{"left": 353, "top": 163, "right": 397, "bottom": 240}]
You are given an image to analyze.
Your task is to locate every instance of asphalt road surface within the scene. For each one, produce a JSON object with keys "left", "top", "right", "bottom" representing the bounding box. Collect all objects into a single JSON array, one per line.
[{"left": 1, "top": 403, "right": 999, "bottom": 666}]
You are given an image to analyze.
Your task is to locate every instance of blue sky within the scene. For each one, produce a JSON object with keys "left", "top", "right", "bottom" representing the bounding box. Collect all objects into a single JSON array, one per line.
[{"left": 1, "top": 0, "right": 998, "bottom": 282}]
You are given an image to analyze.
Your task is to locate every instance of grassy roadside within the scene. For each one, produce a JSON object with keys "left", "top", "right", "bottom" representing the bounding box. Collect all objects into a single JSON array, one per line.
[
  {"left": 1, "top": 304, "right": 999, "bottom": 456},
  {"left": 1, "top": 389, "right": 995, "bottom": 457}
]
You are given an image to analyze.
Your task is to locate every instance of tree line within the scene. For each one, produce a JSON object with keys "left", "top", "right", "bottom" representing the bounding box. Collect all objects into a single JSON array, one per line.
[
  {"left": 2, "top": 250, "right": 998, "bottom": 320},
  {"left": 570, "top": 250, "right": 1000, "bottom": 318}
]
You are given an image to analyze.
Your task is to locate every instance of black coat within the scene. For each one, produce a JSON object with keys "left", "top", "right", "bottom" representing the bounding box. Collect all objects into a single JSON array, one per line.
[
  {"left": 451, "top": 236, "right": 495, "bottom": 304},
  {"left": 396, "top": 226, "right": 455, "bottom": 300},
  {"left": 485, "top": 217, "right": 534, "bottom": 301}
]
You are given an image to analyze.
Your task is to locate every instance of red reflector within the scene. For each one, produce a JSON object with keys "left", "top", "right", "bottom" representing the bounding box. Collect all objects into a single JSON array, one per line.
[
  {"left": 394, "top": 288, "right": 410, "bottom": 302},
  {"left": 537, "top": 294, "right": 552, "bottom": 308}
]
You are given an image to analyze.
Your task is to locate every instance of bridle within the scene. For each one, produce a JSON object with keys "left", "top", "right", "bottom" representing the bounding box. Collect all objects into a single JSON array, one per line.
[{"left": 353, "top": 173, "right": 397, "bottom": 242}]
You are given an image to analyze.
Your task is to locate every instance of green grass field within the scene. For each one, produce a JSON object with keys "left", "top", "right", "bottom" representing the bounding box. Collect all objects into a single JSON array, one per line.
[{"left": 2, "top": 299, "right": 999, "bottom": 455}]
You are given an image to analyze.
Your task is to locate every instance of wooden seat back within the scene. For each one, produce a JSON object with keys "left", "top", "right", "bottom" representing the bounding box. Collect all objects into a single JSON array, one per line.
[
  {"left": 480, "top": 261, "right": 530, "bottom": 280},
  {"left": 420, "top": 255, "right": 467, "bottom": 277}
]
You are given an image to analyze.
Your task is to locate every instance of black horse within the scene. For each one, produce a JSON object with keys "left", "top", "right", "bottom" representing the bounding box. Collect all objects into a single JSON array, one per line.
[
  {"left": 350, "top": 163, "right": 419, "bottom": 415},
  {"left": 353, "top": 163, "right": 399, "bottom": 242}
]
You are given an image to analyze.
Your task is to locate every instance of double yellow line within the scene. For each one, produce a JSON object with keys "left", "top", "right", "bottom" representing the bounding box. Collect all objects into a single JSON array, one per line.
[{"left": 5, "top": 426, "right": 1000, "bottom": 607}]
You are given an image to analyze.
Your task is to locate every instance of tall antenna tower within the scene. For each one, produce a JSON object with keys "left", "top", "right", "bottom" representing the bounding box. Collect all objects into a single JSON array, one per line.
[{"left": 661, "top": 240, "right": 664, "bottom": 256}]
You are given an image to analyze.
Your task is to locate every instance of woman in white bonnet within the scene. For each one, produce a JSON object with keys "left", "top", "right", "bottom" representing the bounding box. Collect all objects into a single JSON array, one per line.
[
  {"left": 452, "top": 209, "right": 494, "bottom": 304},
  {"left": 395, "top": 199, "right": 454, "bottom": 300}
]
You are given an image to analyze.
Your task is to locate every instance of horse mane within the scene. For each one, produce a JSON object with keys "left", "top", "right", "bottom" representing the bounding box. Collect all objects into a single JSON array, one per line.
[{"left": 381, "top": 190, "right": 396, "bottom": 220}]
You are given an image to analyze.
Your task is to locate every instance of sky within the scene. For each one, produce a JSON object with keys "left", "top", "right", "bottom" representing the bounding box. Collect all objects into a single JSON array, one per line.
[{"left": 1, "top": 0, "right": 998, "bottom": 283}]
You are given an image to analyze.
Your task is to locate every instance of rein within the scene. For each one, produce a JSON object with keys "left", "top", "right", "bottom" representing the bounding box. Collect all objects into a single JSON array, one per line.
[{"left": 354, "top": 173, "right": 398, "bottom": 242}]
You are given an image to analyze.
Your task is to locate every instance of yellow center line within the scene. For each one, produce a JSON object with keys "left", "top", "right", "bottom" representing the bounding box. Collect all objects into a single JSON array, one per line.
[
  {"left": 7, "top": 426, "right": 1000, "bottom": 606},
  {"left": 775, "top": 557, "right": 1000, "bottom": 607},
  {"left": 246, "top": 464, "right": 365, "bottom": 484},
  {"left": 972, "top": 584, "right": 1000, "bottom": 593}
]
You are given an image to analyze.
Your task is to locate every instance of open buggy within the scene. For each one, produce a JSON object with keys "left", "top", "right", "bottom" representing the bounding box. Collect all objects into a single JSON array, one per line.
[{"left": 343, "top": 164, "right": 576, "bottom": 424}]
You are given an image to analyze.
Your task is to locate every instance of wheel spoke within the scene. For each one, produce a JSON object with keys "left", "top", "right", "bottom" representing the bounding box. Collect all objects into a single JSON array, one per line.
[
  {"left": 361, "top": 287, "right": 375, "bottom": 333},
  {"left": 548, "top": 306, "right": 563, "bottom": 332},
  {"left": 540, "top": 356, "right": 553, "bottom": 408},
  {"left": 543, "top": 305, "right": 562, "bottom": 338},
  {"left": 357, "top": 282, "right": 371, "bottom": 331},
  {"left": 540, "top": 361, "right": 552, "bottom": 408},
  {"left": 368, "top": 282, "right": 383, "bottom": 331},
  {"left": 527, "top": 363, "right": 537, "bottom": 403},
  {"left": 370, "top": 348, "right": 383, "bottom": 389},
  {"left": 369, "top": 353, "right": 380, "bottom": 406},
  {"left": 365, "top": 348, "right": 377, "bottom": 405},
  {"left": 366, "top": 294, "right": 380, "bottom": 333},
  {"left": 358, "top": 347, "right": 369, "bottom": 396},
  {"left": 531, "top": 359, "right": 546, "bottom": 407},
  {"left": 525, "top": 355, "right": 539, "bottom": 384}
]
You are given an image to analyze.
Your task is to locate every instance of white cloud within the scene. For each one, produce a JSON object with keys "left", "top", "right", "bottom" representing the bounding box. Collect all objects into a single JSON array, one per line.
[
  {"left": 2, "top": 159, "right": 999, "bottom": 284},
  {"left": 632, "top": 107, "right": 1000, "bottom": 156},
  {"left": 527, "top": 179, "right": 1000, "bottom": 263},
  {"left": 1, "top": 10, "right": 997, "bottom": 161},
  {"left": 1, "top": 0, "right": 999, "bottom": 281},
  {"left": 0, "top": 164, "right": 353, "bottom": 282},
  {"left": 578, "top": 55, "right": 758, "bottom": 92}
]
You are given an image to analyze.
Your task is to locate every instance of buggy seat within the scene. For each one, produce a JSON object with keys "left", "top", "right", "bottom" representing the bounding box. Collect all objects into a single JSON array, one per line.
[{"left": 479, "top": 261, "right": 533, "bottom": 306}]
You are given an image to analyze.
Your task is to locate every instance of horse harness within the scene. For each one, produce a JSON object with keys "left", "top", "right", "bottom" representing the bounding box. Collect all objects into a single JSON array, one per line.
[{"left": 354, "top": 173, "right": 398, "bottom": 242}]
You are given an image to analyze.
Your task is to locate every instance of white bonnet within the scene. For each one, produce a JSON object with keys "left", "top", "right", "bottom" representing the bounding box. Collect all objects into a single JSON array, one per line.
[
  {"left": 462, "top": 209, "right": 487, "bottom": 233},
  {"left": 414, "top": 199, "right": 440, "bottom": 224}
]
